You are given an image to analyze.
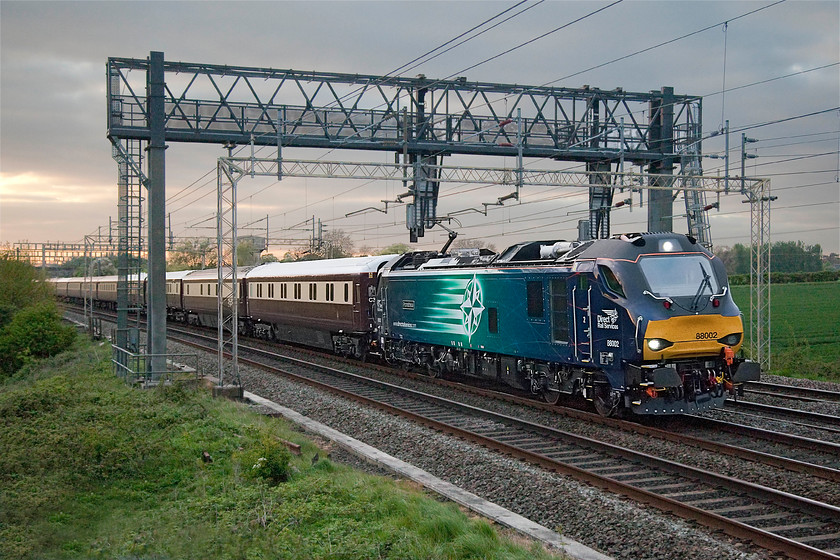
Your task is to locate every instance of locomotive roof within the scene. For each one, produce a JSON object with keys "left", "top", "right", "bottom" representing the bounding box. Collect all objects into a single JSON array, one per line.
[
  {"left": 571, "top": 233, "right": 711, "bottom": 262},
  {"left": 394, "top": 233, "right": 708, "bottom": 272},
  {"left": 246, "top": 254, "right": 397, "bottom": 279}
]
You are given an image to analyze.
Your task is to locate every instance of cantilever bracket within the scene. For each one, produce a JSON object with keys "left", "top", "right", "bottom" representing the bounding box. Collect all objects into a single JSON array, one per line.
[
  {"left": 345, "top": 193, "right": 414, "bottom": 218},
  {"left": 482, "top": 190, "right": 519, "bottom": 212}
]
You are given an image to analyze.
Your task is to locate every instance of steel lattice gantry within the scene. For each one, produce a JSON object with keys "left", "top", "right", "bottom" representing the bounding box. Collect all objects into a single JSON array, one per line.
[
  {"left": 106, "top": 51, "right": 714, "bottom": 380},
  {"left": 106, "top": 54, "right": 707, "bottom": 240}
]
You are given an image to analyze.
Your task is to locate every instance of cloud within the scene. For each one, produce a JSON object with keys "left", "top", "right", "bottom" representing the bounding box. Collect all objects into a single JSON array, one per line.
[
  {"left": 1, "top": 0, "right": 838, "bottom": 253},
  {"left": 0, "top": 172, "right": 112, "bottom": 205}
]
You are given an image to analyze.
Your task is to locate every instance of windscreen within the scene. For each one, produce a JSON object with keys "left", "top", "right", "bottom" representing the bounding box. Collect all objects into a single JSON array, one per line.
[{"left": 639, "top": 255, "right": 720, "bottom": 298}]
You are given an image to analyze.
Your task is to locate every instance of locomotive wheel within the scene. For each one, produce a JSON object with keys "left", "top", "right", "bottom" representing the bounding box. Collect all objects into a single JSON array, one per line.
[
  {"left": 593, "top": 383, "right": 618, "bottom": 417},
  {"left": 425, "top": 361, "right": 441, "bottom": 378},
  {"left": 542, "top": 389, "right": 561, "bottom": 405}
]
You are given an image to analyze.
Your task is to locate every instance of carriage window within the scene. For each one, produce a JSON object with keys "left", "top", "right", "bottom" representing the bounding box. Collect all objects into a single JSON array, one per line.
[
  {"left": 527, "top": 281, "right": 544, "bottom": 318},
  {"left": 344, "top": 283, "right": 349, "bottom": 302},
  {"left": 598, "top": 265, "right": 626, "bottom": 298}
]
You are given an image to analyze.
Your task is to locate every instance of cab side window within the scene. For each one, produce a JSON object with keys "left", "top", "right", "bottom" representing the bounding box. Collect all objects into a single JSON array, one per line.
[
  {"left": 598, "top": 265, "right": 626, "bottom": 298},
  {"left": 527, "top": 281, "right": 544, "bottom": 317}
]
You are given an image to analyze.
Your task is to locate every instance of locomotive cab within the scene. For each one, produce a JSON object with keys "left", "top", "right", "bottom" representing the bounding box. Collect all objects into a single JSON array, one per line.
[{"left": 585, "top": 233, "right": 759, "bottom": 415}]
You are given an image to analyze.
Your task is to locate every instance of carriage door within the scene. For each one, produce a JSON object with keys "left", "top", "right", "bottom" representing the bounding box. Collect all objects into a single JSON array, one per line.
[
  {"left": 571, "top": 274, "right": 592, "bottom": 363},
  {"left": 377, "top": 282, "right": 389, "bottom": 338}
]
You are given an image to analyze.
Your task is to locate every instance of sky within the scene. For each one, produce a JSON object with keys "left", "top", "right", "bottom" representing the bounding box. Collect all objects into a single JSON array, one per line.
[{"left": 1, "top": 0, "right": 838, "bottom": 257}]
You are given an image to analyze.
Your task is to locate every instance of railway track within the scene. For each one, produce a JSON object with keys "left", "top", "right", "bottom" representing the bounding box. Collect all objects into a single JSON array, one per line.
[
  {"left": 745, "top": 381, "right": 840, "bottom": 404},
  {"left": 666, "top": 415, "right": 840, "bottom": 484},
  {"left": 160, "top": 325, "right": 840, "bottom": 560},
  {"left": 723, "top": 400, "right": 840, "bottom": 433},
  {"left": 72, "top": 308, "right": 840, "bottom": 484},
  {"left": 154, "top": 315, "right": 840, "bottom": 489}
]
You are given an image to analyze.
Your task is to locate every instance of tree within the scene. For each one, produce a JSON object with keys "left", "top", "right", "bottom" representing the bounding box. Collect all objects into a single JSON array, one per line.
[
  {"left": 168, "top": 238, "right": 215, "bottom": 270},
  {"left": 89, "top": 257, "right": 117, "bottom": 276},
  {"left": 771, "top": 241, "right": 822, "bottom": 273},
  {"left": 237, "top": 238, "right": 261, "bottom": 267},
  {"left": 280, "top": 251, "right": 303, "bottom": 262},
  {"left": 379, "top": 243, "right": 412, "bottom": 255},
  {"left": 714, "top": 244, "right": 750, "bottom": 275},
  {"left": 321, "top": 229, "right": 355, "bottom": 259},
  {"left": 290, "top": 229, "right": 355, "bottom": 260},
  {"left": 0, "top": 255, "right": 53, "bottom": 328},
  {"left": 452, "top": 238, "right": 497, "bottom": 253},
  {"left": 715, "top": 241, "right": 824, "bottom": 274},
  {"left": 0, "top": 256, "right": 75, "bottom": 376}
]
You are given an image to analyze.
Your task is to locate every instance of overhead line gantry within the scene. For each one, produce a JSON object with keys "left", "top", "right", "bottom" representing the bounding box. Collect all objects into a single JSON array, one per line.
[{"left": 107, "top": 51, "right": 773, "bottom": 383}]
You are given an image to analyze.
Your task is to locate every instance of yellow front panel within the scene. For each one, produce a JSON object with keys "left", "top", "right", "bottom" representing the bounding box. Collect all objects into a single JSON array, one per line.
[{"left": 644, "top": 314, "right": 743, "bottom": 360}]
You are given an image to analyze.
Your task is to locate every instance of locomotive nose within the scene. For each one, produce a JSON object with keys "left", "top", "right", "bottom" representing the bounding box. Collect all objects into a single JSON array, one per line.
[{"left": 642, "top": 314, "right": 743, "bottom": 361}]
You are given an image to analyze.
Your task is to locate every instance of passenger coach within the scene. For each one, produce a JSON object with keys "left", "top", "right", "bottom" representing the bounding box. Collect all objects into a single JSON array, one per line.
[{"left": 245, "top": 255, "right": 394, "bottom": 356}]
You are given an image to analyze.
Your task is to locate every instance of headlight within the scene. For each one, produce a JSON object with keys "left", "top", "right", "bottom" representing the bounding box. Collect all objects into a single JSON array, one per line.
[
  {"left": 717, "top": 333, "right": 742, "bottom": 346},
  {"left": 647, "top": 338, "right": 673, "bottom": 351}
]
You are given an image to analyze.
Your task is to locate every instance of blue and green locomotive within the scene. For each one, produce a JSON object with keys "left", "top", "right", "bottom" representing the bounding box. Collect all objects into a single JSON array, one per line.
[{"left": 376, "top": 232, "right": 759, "bottom": 416}]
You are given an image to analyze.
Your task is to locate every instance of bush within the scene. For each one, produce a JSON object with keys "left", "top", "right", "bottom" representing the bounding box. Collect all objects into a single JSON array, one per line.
[
  {"left": 240, "top": 433, "right": 293, "bottom": 485},
  {"left": 0, "top": 303, "right": 76, "bottom": 376},
  {"left": 0, "top": 256, "right": 54, "bottom": 320}
]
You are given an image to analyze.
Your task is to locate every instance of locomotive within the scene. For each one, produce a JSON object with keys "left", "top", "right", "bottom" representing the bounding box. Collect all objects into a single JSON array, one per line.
[{"left": 52, "top": 232, "right": 759, "bottom": 416}]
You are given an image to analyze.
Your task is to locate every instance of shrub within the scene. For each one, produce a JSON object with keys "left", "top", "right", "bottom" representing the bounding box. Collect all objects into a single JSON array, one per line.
[
  {"left": 0, "top": 256, "right": 54, "bottom": 320},
  {"left": 0, "top": 303, "right": 76, "bottom": 376},
  {"left": 241, "top": 433, "right": 292, "bottom": 485}
]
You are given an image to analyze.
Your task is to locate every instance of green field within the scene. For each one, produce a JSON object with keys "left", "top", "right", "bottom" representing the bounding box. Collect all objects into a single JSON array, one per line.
[{"left": 730, "top": 282, "right": 840, "bottom": 380}]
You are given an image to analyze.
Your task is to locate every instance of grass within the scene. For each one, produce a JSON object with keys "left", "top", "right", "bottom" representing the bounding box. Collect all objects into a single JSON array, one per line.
[
  {"left": 0, "top": 337, "right": 565, "bottom": 560},
  {"left": 730, "top": 282, "right": 840, "bottom": 381}
]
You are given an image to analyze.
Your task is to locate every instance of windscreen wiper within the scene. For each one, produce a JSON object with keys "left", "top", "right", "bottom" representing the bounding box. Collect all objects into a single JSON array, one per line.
[{"left": 691, "top": 262, "right": 713, "bottom": 311}]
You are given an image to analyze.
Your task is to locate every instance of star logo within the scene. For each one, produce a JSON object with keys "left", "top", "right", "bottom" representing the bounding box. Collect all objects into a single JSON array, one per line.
[{"left": 460, "top": 274, "right": 485, "bottom": 341}]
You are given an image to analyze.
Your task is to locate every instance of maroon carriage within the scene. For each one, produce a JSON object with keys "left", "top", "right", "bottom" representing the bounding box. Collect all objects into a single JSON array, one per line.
[{"left": 244, "top": 255, "right": 395, "bottom": 356}]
